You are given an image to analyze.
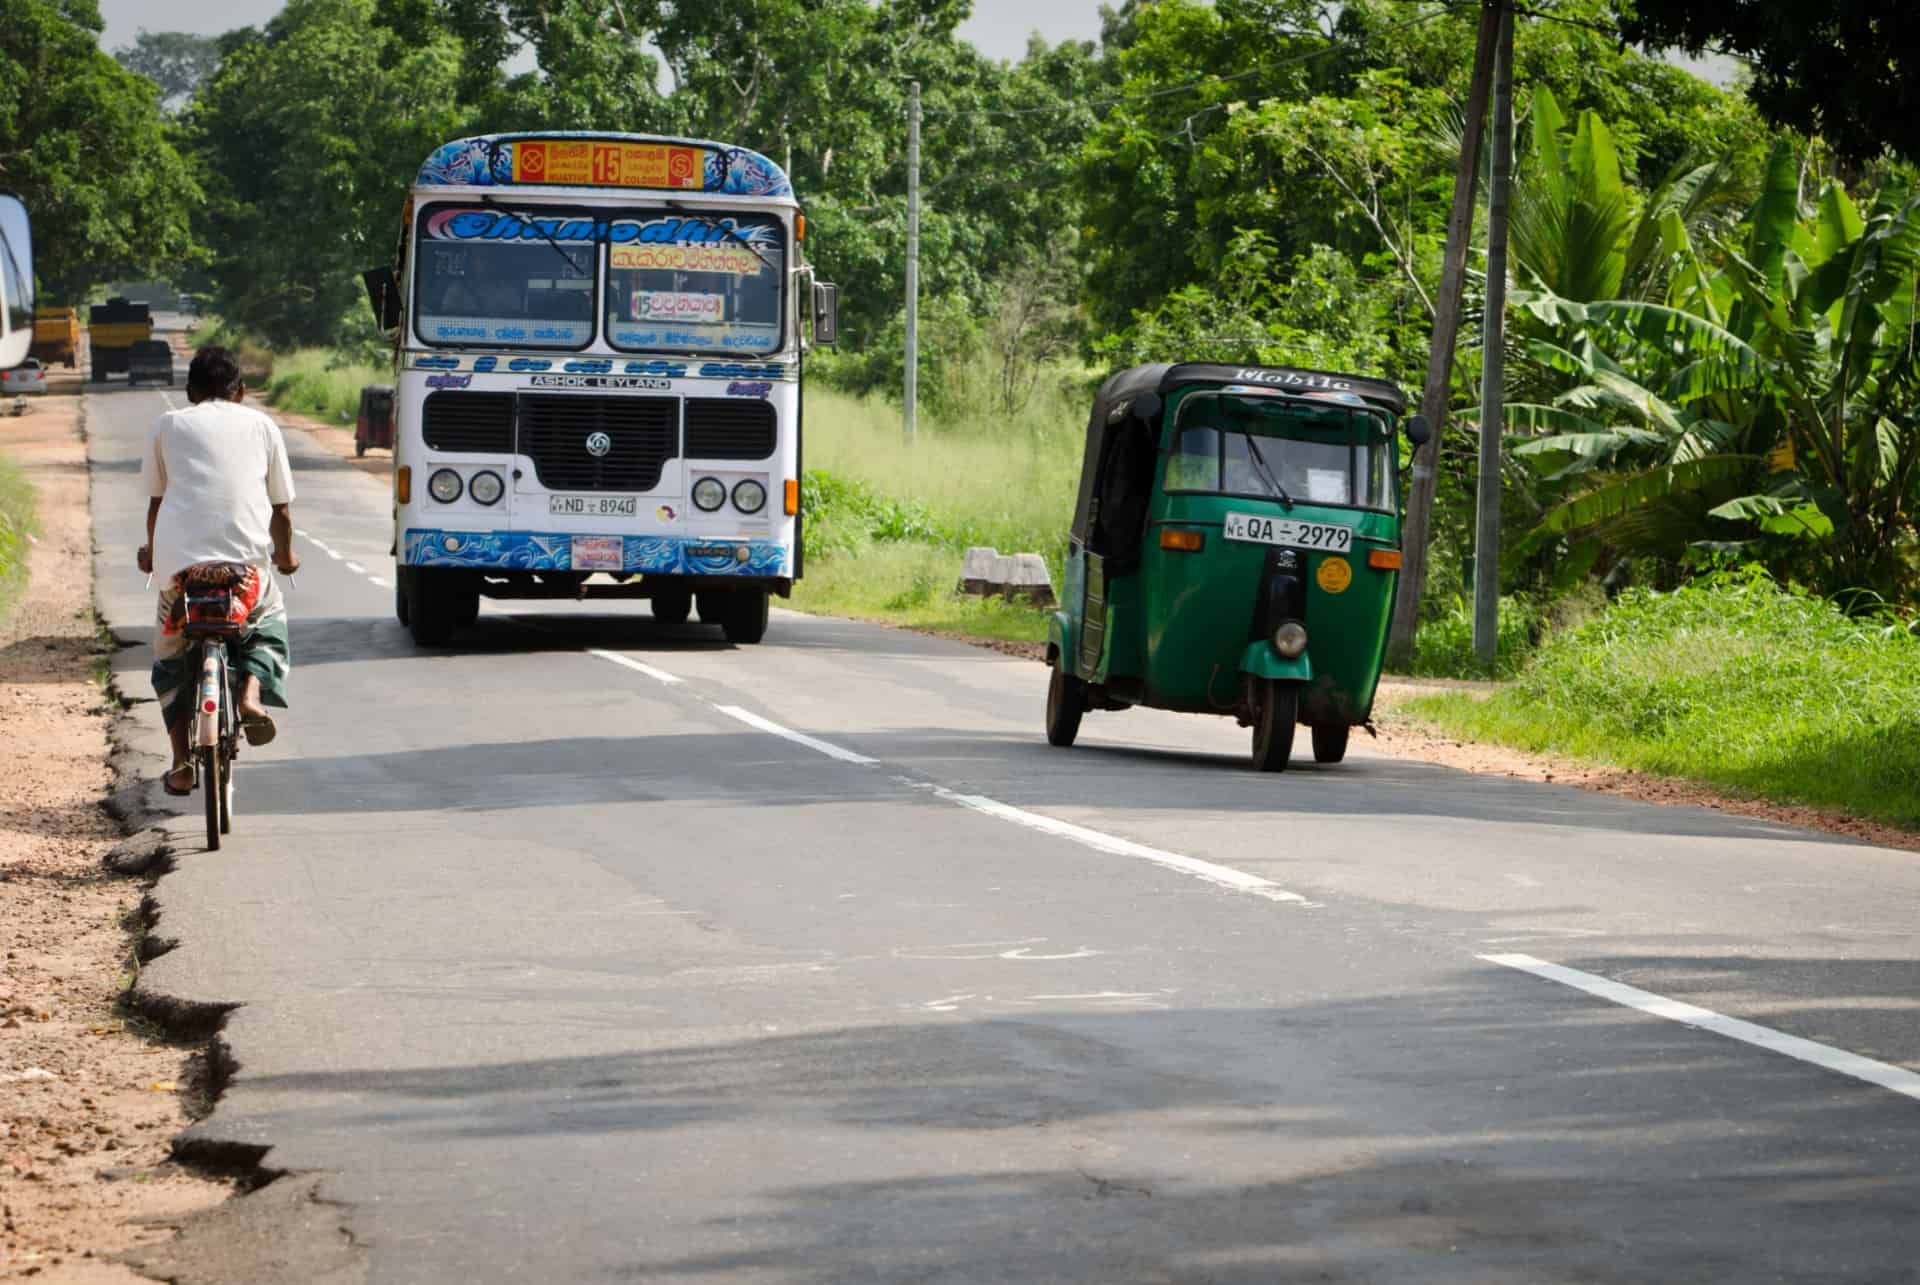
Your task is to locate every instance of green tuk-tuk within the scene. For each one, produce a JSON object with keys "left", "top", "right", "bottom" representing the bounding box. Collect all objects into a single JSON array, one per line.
[{"left": 1045, "top": 362, "right": 1430, "bottom": 771}]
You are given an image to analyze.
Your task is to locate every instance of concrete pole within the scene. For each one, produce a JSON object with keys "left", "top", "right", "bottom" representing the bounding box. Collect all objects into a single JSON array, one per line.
[
  {"left": 904, "top": 79, "right": 921, "bottom": 442},
  {"left": 1386, "top": 0, "right": 1503, "bottom": 671},
  {"left": 1472, "top": 2, "right": 1514, "bottom": 667}
]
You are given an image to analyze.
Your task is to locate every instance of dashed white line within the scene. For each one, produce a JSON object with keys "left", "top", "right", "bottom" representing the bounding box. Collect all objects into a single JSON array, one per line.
[
  {"left": 1483, "top": 953, "right": 1920, "bottom": 1104},
  {"left": 322, "top": 548, "right": 342, "bottom": 561},
  {"left": 344, "top": 561, "right": 366, "bottom": 574},
  {"left": 929, "top": 786, "right": 1310, "bottom": 905},
  {"left": 713, "top": 704, "right": 877, "bottom": 763},
  {"left": 588, "top": 649, "right": 682, "bottom": 685},
  {"left": 369, "top": 577, "right": 392, "bottom": 589}
]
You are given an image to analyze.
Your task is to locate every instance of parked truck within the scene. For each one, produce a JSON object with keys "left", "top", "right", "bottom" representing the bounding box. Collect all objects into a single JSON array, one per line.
[
  {"left": 88, "top": 297, "right": 152, "bottom": 381},
  {"left": 29, "top": 307, "right": 78, "bottom": 368}
]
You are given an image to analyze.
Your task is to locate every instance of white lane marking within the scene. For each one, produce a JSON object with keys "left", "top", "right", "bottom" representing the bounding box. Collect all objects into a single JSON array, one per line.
[
  {"left": 714, "top": 704, "right": 877, "bottom": 764},
  {"left": 930, "top": 786, "right": 1311, "bottom": 905},
  {"left": 294, "top": 527, "right": 309, "bottom": 537},
  {"left": 1000, "top": 946, "right": 1099, "bottom": 960},
  {"left": 369, "top": 577, "right": 393, "bottom": 589},
  {"left": 322, "top": 548, "right": 342, "bottom": 561},
  {"left": 1483, "top": 954, "right": 1920, "bottom": 1104},
  {"left": 345, "top": 561, "right": 366, "bottom": 574},
  {"left": 589, "top": 649, "right": 683, "bottom": 685}
]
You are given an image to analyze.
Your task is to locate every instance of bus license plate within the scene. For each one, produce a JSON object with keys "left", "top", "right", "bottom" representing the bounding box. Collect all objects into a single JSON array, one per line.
[
  {"left": 1223, "top": 512, "right": 1352, "bottom": 552},
  {"left": 550, "top": 495, "right": 639, "bottom": 518}
]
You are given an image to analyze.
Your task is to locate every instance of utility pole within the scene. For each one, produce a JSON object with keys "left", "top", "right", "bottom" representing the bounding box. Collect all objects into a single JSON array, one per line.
[
  {"left": 1386, "top": 0, "right": 1503, "bottom": 670},
  {"left": 904, "top": 79, "right": 921, "bottom": 442},
  {"left": 1473, "top": 1, "right": 1514, "bottom": 667}
]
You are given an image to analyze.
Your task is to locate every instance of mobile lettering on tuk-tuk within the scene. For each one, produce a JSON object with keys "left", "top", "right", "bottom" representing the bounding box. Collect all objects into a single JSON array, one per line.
[{"left": 1045, "top": 362, "right": 1431, "bottom": 772}]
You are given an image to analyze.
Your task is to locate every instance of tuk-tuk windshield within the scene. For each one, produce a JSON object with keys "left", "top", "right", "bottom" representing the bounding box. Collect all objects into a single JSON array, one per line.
[{"left": 1164, "top": 391, "right": 1395, "bottom": 511}]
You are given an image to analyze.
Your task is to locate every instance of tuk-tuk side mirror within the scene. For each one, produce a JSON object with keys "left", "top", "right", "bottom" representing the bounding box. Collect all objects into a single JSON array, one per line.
[
  {"left": 362, "top": 266, "right": 402, "bottom": 332},
  {"left": 1404, "top": 413, "right": 1433, "bottom": 447},
  {"left": 0, "top": 194, "right": 35, "bottom": 370},
  {"left": 812, "top": 280, "right": 839, "bottom": 348}
]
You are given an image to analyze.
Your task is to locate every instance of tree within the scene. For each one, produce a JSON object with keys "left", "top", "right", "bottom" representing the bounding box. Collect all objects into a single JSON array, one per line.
[
  {"left": 0, "top": 0, "right": 200, "bottom": 300},
  {"left": 187, "top": 0, "right": 467, "bottom": 345},
  {"left": 1615, "top": 0, "right": 1920, "bottom": 165},
  {"left": 112, "top": 30, "right": 220, "bottom": 110}
]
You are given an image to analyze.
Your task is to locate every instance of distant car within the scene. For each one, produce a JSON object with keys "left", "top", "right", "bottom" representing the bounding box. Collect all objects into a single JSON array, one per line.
[
  {"left": 127, "top": 339, "right": 174, "bottom": 387},
  {"left": 2, "top": 358, "right": 47, "bottom": 394}
]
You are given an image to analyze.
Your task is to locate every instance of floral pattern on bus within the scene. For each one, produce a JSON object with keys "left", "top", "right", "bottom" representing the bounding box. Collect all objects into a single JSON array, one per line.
[
  {"left": 415, "top": 134, "right": 793, "bottom": 199},
  {"left": 404, "top": 530, "right": 788, "bottom": 576}
]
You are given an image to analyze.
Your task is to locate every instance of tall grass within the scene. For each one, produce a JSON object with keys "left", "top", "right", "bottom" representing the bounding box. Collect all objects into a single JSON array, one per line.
[
  {"left": 261, "top": 347, "right": 391, "bottom": 424},
  {"left": 0, "top": 451, "right": 38, "bottom": 627},
  {"left": 1403, "top": 571, "right": 1920, "bottom": 828},
  {"left": 791, "top": 380, "right": 1085, "bottom": 638}
]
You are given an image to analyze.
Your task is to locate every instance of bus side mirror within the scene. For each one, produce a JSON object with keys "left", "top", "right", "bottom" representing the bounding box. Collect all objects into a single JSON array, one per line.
[
  {"left": 362, "top": 266, "right": 402, "bottom": 332},
  {"left": 812, "top": 281, "right": 839, "bottom": 348},
  {"left": 0, "top": 195, "right": 34, "bottom": 370},
  {"left": 1405, "top": 413, "right": 1432, "bottom": 447}
]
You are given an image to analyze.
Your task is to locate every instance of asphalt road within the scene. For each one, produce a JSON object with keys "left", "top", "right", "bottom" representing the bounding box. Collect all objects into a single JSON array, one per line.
[{"left": 87, "top": 363, "right": 1920, "bottom": 1283}]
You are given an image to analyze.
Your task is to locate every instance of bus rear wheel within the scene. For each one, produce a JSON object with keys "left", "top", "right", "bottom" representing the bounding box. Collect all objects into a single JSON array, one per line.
[
  {"left": 695, "top": 590, "right": 727, "bottom": 624},
  {"left": 652, "top": 588, "right": 691, "bottom": 625},
  {"left": 721, "top": 588, "right": 769, "bottom": 645}
]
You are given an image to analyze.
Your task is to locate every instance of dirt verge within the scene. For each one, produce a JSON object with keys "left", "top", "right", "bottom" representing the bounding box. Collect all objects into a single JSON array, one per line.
[{"left": 1, "top": 371, "right": 231, "bottom": 1282}]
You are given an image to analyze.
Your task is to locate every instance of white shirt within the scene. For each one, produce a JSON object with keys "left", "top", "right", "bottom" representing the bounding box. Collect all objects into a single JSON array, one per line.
[{"left": 141, "top": 399, "right": 296, "bottom": 581}]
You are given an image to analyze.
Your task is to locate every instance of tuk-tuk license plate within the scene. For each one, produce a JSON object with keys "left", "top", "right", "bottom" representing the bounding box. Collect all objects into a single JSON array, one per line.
[
  {"left": 1223, "top": 513, "right": 1352, "bottom": 552},
  {"left": 550, "top": 495, "right": 639, "bottom": 517}
]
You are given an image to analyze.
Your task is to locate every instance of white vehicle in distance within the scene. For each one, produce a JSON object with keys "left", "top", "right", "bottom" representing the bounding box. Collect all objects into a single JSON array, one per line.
[
  {"left": 364, "top": 131, "right": 839, "bottom": 648},
  {"left": 2, "top": 357, "right": 46, "bottom": 394}
]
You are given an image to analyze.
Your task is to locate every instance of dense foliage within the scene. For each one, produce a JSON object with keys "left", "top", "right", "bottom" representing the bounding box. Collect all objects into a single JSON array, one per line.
[
  {"left": 6, "top": 0, "right": 1913, "bottom": 617},
  {"left": 0, "top": 0, "right": 199, "bottom": 300}
]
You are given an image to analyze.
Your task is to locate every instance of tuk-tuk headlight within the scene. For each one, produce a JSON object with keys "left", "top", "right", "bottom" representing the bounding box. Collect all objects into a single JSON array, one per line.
[
  {"left": 1273, "top": 621, "right": 1309, "bottom": 658},
  {"left": 428, "top": 468, "right": 463, "bottom": 504}
]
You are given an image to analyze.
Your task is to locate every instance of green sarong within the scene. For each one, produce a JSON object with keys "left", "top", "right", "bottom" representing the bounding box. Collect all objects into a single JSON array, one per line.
[{"left": 150, "top": 572, "right": 290, "bottom": 729}]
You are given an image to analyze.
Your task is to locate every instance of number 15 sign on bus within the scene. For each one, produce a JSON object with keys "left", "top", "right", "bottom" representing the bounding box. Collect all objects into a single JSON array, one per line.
[{"left": 513, "top": 140, "right": 704, "bottom": 190}]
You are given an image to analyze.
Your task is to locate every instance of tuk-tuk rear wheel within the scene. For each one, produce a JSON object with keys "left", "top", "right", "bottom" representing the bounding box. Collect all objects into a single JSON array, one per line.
[
  {"left": 1251, "top": 679, "right": 1298, "bottom": 773},
  {"left": 1045, "top": 667, "right": 1085, "bottom": 747},
  {"left": 1311, "top": 722, "right": 1350, "bottom": 765}
]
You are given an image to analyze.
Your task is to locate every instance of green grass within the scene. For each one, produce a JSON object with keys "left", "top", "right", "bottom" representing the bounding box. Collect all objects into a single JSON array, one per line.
[
  {"left": 1404, "top": 593, "right": 1545, "bottom": 679},
  {"left": 260, "top": 347, "right": 390, "bottom": 424},
  {"left": 789, "top": 383, "right": 1082, "bottom": 637},
  {"left": 1402, "top": 570, "right": 1920, "bottom": 828},
  {"left": 0, "top": 450, "right": 38, "bottom": 628}
]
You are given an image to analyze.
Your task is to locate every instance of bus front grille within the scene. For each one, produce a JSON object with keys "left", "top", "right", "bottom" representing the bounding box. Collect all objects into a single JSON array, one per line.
[
  {"left": 422, "top": 391, "right": 515, "bottom": 453},
  {"left": 518, "top": 394, "right": 677, "bottom": 491},
  {"left": 685, "top": 397, "right": 776, "bottom": 459}
]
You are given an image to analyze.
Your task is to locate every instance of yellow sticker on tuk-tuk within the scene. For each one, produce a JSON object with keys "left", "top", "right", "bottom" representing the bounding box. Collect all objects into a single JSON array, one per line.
[{"left": 1317, "top": 556, "right": 1353, "bottom": 594}]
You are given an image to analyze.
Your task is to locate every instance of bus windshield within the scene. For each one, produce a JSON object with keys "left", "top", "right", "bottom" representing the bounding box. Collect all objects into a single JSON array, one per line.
[
  {"left": 604, "top": 210, "right": 785, "bottom": 356},
  {"left": 414, "top": 205, "right": 596, "bottom": 349},
  {"left": 1165, "top": 392, "right": 1396, "bottom": 511}
]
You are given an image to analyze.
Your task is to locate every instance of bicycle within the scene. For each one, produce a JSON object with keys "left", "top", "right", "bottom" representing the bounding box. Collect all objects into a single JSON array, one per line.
[{"left": 184, "top": 619, "right": 240, "bottom": 850}]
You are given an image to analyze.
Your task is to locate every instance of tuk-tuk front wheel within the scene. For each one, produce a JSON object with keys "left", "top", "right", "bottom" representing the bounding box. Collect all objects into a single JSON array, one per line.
[
  {"left": 1045, "top": 668, "right": 1086, "bottom": 747},
  {"left": 1251, "top": 678, "right": 1299, "bottom": 772},
  {"left": 1311, "top": 723, "right": 1350, "bottom": 764}
]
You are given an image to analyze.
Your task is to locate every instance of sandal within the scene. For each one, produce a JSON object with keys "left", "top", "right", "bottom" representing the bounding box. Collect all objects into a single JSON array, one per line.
[
  {"left": 240, "top": 712, "right": 277, "bottom": 747},
  {"left": 162, "top": 764, "right": 195, "bottom": 796}
]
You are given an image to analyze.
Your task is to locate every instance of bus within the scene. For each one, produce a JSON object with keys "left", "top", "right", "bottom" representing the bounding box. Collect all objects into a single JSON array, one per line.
[{"left": 365, "top": 132, "right": 838, "bottom": 647}]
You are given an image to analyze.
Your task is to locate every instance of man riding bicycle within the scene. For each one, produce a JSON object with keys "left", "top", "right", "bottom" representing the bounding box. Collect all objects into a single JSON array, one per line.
[{"left": 136, "top": 347, "right": 301, "bottom": 796}]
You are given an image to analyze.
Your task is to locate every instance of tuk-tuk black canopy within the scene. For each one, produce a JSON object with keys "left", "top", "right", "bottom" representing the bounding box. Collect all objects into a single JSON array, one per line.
[{"left": 1070, "top": 362, "right": 1411, "bottom": 550}]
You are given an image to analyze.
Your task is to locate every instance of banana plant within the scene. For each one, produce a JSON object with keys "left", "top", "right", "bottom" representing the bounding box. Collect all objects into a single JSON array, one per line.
[{"left": 1508, "top": 138, "right": 1920, "bottom": 598}]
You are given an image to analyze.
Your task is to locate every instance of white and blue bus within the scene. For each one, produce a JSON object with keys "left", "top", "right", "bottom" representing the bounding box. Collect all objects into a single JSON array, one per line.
[{"left": 365, "top": 132, "right": 837, "bottom": 646}]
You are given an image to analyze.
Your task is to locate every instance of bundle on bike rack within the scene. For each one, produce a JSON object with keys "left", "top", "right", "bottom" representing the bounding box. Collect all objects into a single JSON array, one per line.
[{"left": 176, "top": 561, "right": 262, "bottom": 636}]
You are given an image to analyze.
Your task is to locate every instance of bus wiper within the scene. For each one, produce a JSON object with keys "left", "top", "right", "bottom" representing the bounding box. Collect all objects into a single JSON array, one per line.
[
  {"left": 1243, "top": 434, "right": 1294, "bottom": 510},
  {"left": 479, "top": 195, "right": 590, "bottom": 275},
  {"left": 661, "top": 200, "right": 778, "bottom": 275}
]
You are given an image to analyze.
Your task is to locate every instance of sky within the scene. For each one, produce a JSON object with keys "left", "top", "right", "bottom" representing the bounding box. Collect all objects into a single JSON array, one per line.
[{"left": 95, "top": 0, "right": 1108, "bottom": 63}]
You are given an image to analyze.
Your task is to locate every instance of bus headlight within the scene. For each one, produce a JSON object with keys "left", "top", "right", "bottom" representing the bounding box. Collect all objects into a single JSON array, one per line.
[
  {"left": 1273, "top": 621, "right": 1309, "bottom": 658},
  {"left": 692, "top": 476, "right": 726, "bottom": 511},
  {"left": 428, "top": 468, "right": 463, "bottom": 503},
  {"left": 469, "top": 470, "right": 504, "bottom": 506},
  {"left": 731, "top": 479, "right": 767, "bottom": 514}
]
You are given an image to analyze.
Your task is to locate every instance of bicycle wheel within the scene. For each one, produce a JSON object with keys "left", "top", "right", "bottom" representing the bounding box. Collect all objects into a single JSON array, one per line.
[
  {"left": 201, "top": 744, "right": 222, "bottom": 851},
  {"left": 219, "top": 745, "right": 234, "bottom": 834}
]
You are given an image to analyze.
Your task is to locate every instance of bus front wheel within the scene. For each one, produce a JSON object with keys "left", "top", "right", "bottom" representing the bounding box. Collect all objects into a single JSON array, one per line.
[
  {"left": 721, "top": 588, "right": 769, "bottom": 645},
  {"left": 404, "top": 568, "right": 458, "bottom": 647}
]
